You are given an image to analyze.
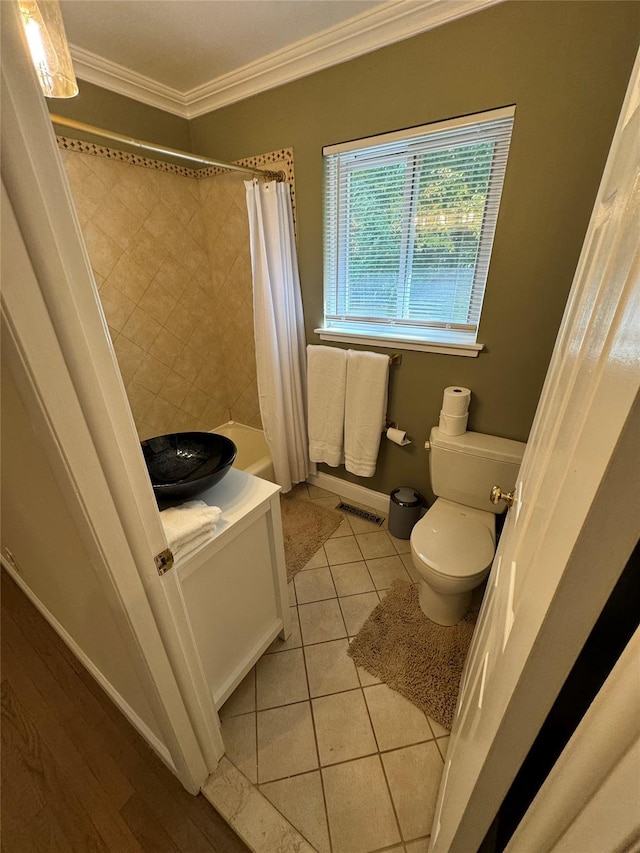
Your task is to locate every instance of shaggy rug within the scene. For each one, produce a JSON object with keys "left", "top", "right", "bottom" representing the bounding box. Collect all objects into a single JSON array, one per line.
[
  {"left": 280, "top": 495, "right": 342, "bottom": 581},
  {"left": 348, "top": 580, "right": 477, "bottom": 731}
]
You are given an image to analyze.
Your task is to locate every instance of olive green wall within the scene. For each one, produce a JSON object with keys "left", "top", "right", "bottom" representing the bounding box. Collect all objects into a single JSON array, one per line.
[
  {"left": 57, "top": 1, "right": 639, "bottom": 500},
  {"left": 48, "top": 80, "right": 192, "bottom": 157},
  {"left": 189, "top": 0, "right": 638, "bottom": 499}
]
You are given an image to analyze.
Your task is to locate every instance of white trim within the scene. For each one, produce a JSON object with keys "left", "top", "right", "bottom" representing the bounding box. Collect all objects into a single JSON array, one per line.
[
  {"left": 306, "top": 471, "right": 390, "bottom": 515},
  {"left": 323, "top": 105, "right": 516, "bottom": 155},
  {"left": 2, "top": 3, "right": 221, "bottom": 793},
  {"left": 315, "top": 328, "right": 483, "bottom": 357},
  {"left": 69, "top": 0, "right": 504, "bottom": 118},
  {"left": 1, "top": 557, "right": 176, "bottom": 774},
  {"left": 505, "top": 627, "right": 640, "bottom": 853},
  {"left": 70, "top": 45, "right": 188, "bottom": 117}
]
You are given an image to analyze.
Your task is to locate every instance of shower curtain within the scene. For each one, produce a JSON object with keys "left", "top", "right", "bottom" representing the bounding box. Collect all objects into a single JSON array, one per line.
[{"left": 245, "top": 180, "right": 313, "bottom": 492}]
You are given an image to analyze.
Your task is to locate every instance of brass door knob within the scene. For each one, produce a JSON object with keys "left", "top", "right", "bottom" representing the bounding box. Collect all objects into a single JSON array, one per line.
[{"left": 490, "top": 485, "right": 515, "bottom": 508}]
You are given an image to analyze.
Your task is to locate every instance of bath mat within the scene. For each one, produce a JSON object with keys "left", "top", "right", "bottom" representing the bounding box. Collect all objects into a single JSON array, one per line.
[
  {"left": 348, "top": 580, "right": 477, "bottom": 731},
  {"left": 280, "top": 495, "right": 342, "bottom": 581}
]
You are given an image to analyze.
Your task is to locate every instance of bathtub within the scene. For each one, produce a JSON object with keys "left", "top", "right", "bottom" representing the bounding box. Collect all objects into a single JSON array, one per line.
[{"left": 212, "top": 421, "right": 275, "bottom": 483}]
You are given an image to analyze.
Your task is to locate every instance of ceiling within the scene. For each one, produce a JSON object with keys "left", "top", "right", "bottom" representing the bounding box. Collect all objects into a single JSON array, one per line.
[{"left": 58, "top": 0, "right": 501, "bottom": 118}]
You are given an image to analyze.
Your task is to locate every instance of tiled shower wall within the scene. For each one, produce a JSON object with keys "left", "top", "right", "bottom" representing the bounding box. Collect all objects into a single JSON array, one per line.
[{"left": 60, "top": 145, "right": 292, "bottom": 439}]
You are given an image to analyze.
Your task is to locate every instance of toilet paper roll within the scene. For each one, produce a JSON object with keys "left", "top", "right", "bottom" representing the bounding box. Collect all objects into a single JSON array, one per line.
[
  {"left": 439, "top": 410, "right": 468, "bottom": 436},
  {"left": 386, "top": 427, "right": 412, "bottom": 446},
  {"left": 442, "top": 386, "right": 471, "bottom": 417}
]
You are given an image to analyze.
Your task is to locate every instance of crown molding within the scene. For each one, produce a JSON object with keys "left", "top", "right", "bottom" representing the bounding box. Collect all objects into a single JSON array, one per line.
[
  {"left": 71, "top": 0, "right": 503, "bottom": 120},
  {"left": 70, "top": 46, "right": 189, "bottom": 117}
]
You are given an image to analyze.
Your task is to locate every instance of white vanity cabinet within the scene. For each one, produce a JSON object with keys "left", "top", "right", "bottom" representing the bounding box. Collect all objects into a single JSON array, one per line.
[{"left": 168, "top": 468, "right": 290, "bottom": 710}]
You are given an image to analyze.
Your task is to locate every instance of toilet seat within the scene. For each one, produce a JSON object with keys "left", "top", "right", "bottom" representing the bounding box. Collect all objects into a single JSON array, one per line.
[{"left": 411, "top": 499, "right": 495, "bottom": 579}]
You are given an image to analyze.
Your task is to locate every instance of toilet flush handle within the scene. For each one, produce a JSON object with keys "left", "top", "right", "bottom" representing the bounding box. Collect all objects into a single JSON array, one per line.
[{"left": 490, "top": 485, "right": 515, "bottom": 508}]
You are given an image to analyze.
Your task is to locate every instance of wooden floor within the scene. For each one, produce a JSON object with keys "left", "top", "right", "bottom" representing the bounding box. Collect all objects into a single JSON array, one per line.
[{"left": 1, "top": 570, "right": 250, "bottom": 853}]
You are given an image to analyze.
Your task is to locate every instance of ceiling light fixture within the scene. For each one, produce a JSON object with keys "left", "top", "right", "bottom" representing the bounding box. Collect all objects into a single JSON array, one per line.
[{"left": 19, "top": 0, "right": 78, "bottom": 98}]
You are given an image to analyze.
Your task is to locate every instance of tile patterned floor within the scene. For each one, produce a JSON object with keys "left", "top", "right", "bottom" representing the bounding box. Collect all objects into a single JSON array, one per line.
[{"left": 218, "top": 484, "right": 450, "bottom": 853}]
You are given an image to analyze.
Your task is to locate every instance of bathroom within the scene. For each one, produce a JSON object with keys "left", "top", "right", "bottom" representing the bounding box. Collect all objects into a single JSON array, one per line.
[{"left": 2, "top": 2, "right": 639, "bottom": 852}]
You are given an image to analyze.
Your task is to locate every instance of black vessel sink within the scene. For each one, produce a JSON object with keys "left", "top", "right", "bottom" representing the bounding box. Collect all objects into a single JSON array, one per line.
[{"left": 141, "top": 432, "right": 237, "bottom": 499}]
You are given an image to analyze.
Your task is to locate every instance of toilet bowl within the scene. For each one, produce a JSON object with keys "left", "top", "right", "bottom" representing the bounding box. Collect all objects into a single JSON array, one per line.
[
  {"left": 410, "top": 499, "right": 495, "bottom": 626},
  {"left": 409, "top": 427, "right": 526, "bottom": 626}
]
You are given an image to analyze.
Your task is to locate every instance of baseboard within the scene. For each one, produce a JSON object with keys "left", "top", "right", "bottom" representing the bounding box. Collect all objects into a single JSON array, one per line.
[
  {"left": 1, "top": 558, "right": 177, "bottom": 774},
  {"left": 307, "top": 470, "right": 390, "bottom": 514}
]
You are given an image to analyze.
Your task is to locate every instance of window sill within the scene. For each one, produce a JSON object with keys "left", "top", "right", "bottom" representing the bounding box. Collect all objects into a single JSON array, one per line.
[{"left": 314, "top": 328, "right": 484, "bottom": 357}]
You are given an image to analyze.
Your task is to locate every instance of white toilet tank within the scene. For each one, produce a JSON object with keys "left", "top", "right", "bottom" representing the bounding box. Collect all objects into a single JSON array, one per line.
[{"left": 429, "top": 427, "right": 526, "bottom": 513}]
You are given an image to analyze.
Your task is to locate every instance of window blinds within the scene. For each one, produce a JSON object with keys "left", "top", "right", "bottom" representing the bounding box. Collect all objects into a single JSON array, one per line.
[{"left": 323, "top": 107, "right": 515, "bottom": 346}]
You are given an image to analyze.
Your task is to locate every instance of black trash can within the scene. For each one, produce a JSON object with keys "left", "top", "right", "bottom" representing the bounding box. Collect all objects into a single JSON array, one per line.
[{"left": 388, "top": 487, "right": 423, "bottom": 539}]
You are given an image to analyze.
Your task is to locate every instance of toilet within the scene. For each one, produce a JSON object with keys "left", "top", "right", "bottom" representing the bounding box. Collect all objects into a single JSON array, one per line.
[{"left": 410, "top": 427, "right": 526, "bottom": 626}]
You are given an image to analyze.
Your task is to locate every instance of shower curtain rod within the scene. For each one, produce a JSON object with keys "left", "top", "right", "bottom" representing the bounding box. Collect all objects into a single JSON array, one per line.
[{"left": 50, "top": 114, "right": 286, "bottom": 181}]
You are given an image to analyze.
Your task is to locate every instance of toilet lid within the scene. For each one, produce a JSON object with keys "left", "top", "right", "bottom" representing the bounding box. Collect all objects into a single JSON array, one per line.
[{"left": 411, "top": 501, "right": 495, "bottom": 578}]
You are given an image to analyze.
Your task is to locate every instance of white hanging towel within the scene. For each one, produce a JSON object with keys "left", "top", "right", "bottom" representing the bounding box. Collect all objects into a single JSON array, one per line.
[
  {"left": 344, "top": 350, "right": 389, "bottom": 477},
  {"left": 307, "top": 345, "right": 347, "bottom": 467},
  {"left": 160, "top": 500, "right": 222, "bottom": 563}
]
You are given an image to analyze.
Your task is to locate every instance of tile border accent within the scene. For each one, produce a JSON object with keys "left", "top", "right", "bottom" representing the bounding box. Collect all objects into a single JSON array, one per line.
[
  {"left": 56, "top": 135, "right": 295, "bottom": 186},
  {"left": 56, "top": 134, "right": 202, "bottom": 177}
]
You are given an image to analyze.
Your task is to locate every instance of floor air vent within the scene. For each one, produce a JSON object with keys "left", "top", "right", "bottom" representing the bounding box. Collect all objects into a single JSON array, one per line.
[{"left": 337, "top": 502, "right": 385, "bottom": 526}]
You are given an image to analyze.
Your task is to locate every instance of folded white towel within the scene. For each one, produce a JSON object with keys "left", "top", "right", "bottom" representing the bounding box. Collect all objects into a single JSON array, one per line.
[
  {"left": 344, "top": 350, "right": 389, "bottom": 477},
  {"left": 171, "top": 528, "right": 216, "bottom": 564},
  {"left": 160, "top": 500, "right": 222, "bottom": 562},
  {"left": 307, "top": 345, "right": 347, "bottom": 467}
]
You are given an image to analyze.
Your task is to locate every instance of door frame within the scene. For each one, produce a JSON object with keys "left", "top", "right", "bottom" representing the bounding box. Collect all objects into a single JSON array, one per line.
[
  {"left": 505, "top": 625, "right": 640, "bottom": 852},
  {"left": 431, "top": 47, "right": 640, "bottom": 851},
  {"left": 1, "top": 2, "right": 224, "bottom": 790}
]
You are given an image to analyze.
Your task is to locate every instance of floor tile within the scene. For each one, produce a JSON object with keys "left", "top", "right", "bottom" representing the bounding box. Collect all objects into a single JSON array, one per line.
[
  {"left": 304, "top": 638, "right": 360, "bottom": 697},
  {"left": 405, "top": 838, "right": 430, "bottom": 852},
  {"left": 364, "top": 683, "right": 433, "bottom": 751},
  {"left": 324, "top": 536, "right": 363, "bottom": 566},
  {"left": 428, "top": 715, "right": 450, "bottom": 737},
  {"left": 330, "top": 561, "right": 375, "bottom": 597},
  {"left": 288, "top": 581, "right": 297, "bottom": 605},
  {"left": 221, "top": 712, "right": 257, "bottom": 783},
  {"left": 257, "top": 702, "right": 318, "bottom": 783},
  {"left": 256, "top": 648, "right": 309, "bottom": 710},
  {"left": 339, "top": 591, "right": 379, "bottom": 636},
  {"left": 382, "top": 741, "right": 443, "bottom": 841},
  {"left": 302, "top": 546, "right": 328, "bottom": 570},
  {"left": 322, "top": 755, "right": 401, "bottom": 853},
  {"left": 289, "top": 483, "right": 311, "bottom": 500},
  {"left": 355, "top": 661, "right": 382, "bottom": 687},
  {"left": 298, "top": 598, "right": 347, "bottom": 645},
  {"left": 389, "top": 530, "right": 412, "bottom": 554},
  {"left": 204, "top": 758, "right": 316, "bottom": 853},
  {"left": 355, "top": 530, "right": 396, "bottom": 560},
  {"left": 401, "top": 552, "right": 422, "bottom": 583},
  {"left": 260, "top": 771, "right": 331, "bottom": 853},
  {"left": 219, "top": 667, "right": 255, "bottom": 718},
  {"left": 329, "top": 516, "right": 353, "bottom": 538},
  {"left": 312, "top": 496, "right": 341, "bottom": 511},
  {"left": 295, "top": 566, "right": 336, "bottom": 604},
  {"left": 436, "top": 736, "right": 450, "bottom": 760},
  {"left": 312, "top": 689, "right": 377, "bottom": 766},
  {"left": 266, "top": 606, "right": 302, "bottom": 653},
  {"left": 307, "top": 485, "right": 335, "bottom": 500},
  {"left": 367, "top": 554, "right": 412, "bottom": 590}
]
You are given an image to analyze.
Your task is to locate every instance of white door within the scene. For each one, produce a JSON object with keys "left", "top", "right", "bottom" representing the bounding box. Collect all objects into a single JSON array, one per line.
[
  {"left": 430, "top": 49, "right": 640, "bottom": 853},
  {"left": 2, "top": 3, "right": 224, "bottom": 788}
]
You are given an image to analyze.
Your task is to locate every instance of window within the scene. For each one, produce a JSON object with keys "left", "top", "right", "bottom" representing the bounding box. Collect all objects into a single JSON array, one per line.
[{"left": 319, "top": 107, "right": 515, "bottom": 356}]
